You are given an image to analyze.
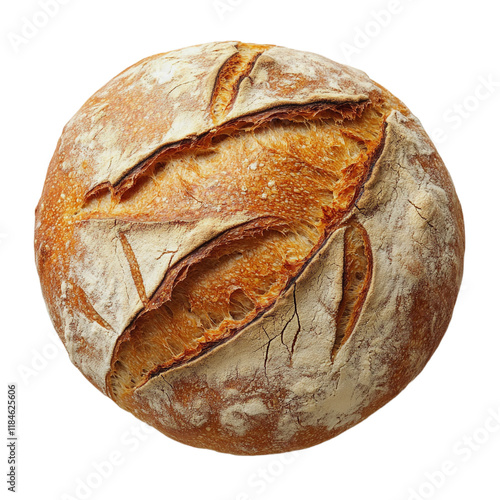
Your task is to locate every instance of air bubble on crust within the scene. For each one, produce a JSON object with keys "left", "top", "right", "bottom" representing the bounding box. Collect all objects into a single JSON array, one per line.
[{"left": 228, "top": 289, "right": 255, "bottom": 321}]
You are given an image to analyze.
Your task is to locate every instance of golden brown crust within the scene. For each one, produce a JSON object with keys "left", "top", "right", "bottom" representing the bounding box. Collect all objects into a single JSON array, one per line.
[
  {"left": 106, "top": 101, "right": 388, "bottom": 404},
  {"left": 34, "top": 41, "right": 465, "bottom": 454}
]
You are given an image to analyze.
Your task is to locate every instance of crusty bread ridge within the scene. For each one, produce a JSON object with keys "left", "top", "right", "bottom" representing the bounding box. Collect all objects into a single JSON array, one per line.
[{"left": 35, "top": 41, "right": 465, "bottom": 455}]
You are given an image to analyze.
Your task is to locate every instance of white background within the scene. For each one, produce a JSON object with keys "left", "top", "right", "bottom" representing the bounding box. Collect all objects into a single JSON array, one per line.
[{"left": 2, "top": 1, "right": 499, "bottom": 499}]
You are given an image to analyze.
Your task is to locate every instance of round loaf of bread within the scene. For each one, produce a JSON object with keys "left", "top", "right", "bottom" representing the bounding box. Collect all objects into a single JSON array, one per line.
[{"left": 35, "top": 41, "right": 465, "bottom": 455}]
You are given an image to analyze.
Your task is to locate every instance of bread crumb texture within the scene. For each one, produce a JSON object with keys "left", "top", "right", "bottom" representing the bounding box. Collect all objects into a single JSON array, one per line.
[{"left": 35, "top": 42, "right": 465, "bottom": 454}]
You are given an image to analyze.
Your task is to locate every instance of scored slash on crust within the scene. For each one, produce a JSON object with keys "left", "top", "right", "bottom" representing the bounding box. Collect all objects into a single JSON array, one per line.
[
  {"left": 82, "top": 100, "right": 371, "bottom": 205},
  {"left": 209, "top": 43, "right": 272, "bottom": 125}
]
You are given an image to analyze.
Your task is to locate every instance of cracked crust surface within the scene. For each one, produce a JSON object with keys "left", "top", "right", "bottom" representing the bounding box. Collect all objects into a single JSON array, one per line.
[{"left": 34, "top": 42, "right": 465, "bottom": 454}]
